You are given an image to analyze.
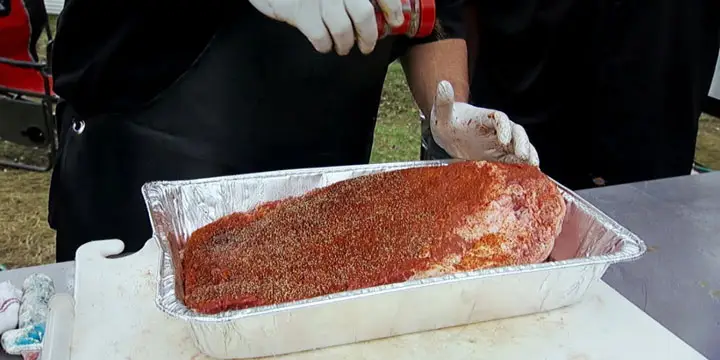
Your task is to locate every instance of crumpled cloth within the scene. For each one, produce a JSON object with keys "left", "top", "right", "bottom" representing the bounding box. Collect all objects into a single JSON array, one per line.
[
  {"left": 0, "top": 281, "right": 22, "bottom": 334},
  {"left": 2, "top": 324, "right": 45, "bottom": 359},
  {"left": 1, "top": 274, "right": 55, "bottom": 357}
]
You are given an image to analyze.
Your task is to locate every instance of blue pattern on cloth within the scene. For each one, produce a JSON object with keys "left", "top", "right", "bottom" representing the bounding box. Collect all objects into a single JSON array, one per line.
[
  {"left": 0, "top": 273, "right": 54, "bottom": 355},
  {"left": 13, "top": 323, "right": 44, "bottom": 346}
]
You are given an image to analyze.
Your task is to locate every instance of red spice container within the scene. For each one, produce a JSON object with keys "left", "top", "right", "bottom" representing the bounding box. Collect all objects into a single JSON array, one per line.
[{"left": 375, "top": 0, "right": 437, "bottom": 39}]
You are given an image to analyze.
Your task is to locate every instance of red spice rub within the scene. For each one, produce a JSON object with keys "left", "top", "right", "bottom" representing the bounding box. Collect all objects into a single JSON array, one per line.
[{"left": 182, "top": 161, "right": 566, "bottom": 314}]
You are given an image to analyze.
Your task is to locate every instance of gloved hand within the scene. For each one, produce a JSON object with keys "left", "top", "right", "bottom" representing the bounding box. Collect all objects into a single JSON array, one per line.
[
  {"left": 430, "top": 81, "right": 540, "bottom": 166},
  {"left": 248, "top": 0, "right": 404, "bottom": 55}
]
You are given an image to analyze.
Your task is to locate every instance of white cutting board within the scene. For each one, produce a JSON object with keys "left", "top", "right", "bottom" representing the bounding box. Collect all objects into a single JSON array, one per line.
[{"left": 64, "top": 240, "right": 705, "bottom": 360}]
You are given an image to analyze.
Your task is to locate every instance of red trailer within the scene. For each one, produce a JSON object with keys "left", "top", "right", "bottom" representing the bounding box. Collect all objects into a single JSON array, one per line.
[{"left": 0, "top": 0, "right": 58, "bottom": 171}]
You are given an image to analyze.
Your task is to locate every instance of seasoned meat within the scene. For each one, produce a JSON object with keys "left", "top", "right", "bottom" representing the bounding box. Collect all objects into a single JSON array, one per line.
[{"left": 182, "top": 161, "right": 566, "bottom": 314}]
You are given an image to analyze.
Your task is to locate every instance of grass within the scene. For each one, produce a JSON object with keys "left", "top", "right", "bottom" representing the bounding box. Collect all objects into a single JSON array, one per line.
[
  {"left": 0, "top": 169, "right": 53, "bottom": 268},
  {"left": 697, "top": 114, "right": 720, "bottom": 168},
  {"left": 371, "top": 63, "right": 421, "bottom": 163},
  {"left": 1, "top": 16, "right": 719, "bottom": 269}
]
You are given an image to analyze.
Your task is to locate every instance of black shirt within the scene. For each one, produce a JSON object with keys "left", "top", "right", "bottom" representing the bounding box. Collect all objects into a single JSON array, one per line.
[
  {"left": 51, "top": 0, "right": 465, "bottom": 119},
  {"left": 468, "top": 0, "right": 579, "bottom": 127},
  {"left": 466, "top": 0, "right": 720, "bottom": 186},
  {"left": 51, "top": 0, "right": 230, "bottom": 118}
]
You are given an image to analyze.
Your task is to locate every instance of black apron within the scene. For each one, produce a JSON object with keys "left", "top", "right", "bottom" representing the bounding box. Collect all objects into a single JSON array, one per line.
[
  {"left": 422, "top": 0, "right": 595, "bottom": 189},
  {"left": 424, "top": 0, "right": 720, "bottom": 190},
  {"left": 585, "top": 0, "right": 719, "bottom": 186},
  {"left": 49, "top": 12, "right": 398, "bottom": 262}
]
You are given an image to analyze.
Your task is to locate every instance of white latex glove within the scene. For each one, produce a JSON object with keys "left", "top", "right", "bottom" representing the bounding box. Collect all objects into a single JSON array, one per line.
[
  {"left": 430, "top": 81, "right": 540, "bottom": 166},
  {"left": 249, "top": 0, "right": 404, "bottom": 55}
]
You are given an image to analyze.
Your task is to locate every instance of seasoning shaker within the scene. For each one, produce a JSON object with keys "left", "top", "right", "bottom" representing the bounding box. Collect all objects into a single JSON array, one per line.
[{"left": 374, "top": 0, "right": 436, "bottom": 39}]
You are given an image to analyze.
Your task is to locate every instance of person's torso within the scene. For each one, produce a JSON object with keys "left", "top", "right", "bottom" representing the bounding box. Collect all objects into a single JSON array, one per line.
[
  {"left": 469, "top": 0, "right": 719, "bottom": 181},
  {"left": 52, "top": 1, "right": 408, "bottom": 167},
  {"left": 468, "top": 0, "right": 584, "bottom": 126}
]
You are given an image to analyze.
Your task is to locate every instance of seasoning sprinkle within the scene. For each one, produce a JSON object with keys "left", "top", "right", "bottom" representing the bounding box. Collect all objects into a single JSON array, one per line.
[{"left": 182, "top": 161, "right": 565, "bottom": 314}]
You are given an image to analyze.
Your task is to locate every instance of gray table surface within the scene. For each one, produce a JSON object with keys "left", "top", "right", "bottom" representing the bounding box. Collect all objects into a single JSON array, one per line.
[
  {"left": 580, "top": 172, "right": 720, "bottom": 360},
  {"left": 1, "top": 173, "right": 718, "bottom": 360}
]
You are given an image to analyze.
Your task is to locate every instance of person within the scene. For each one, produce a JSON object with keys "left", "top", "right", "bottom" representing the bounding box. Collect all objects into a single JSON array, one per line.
[
  {"left": 423, "top": 0, "right": 720, "bottom": 190},
  {"left": 48, "top": 0, "right": 538, "bottom": 262}
]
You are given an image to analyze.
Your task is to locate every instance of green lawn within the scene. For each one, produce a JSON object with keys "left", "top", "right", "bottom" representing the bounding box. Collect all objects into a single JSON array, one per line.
[
  {"left": 697, "top": 114, "right": 720, "bottom": 169},
  {"left": 371, "top": 63, "right": 421, "bottom": 163}
]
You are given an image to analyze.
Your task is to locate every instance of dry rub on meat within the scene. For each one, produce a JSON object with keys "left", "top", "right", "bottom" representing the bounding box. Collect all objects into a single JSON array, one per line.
[{"left": 182, "top": 161, "right": 566, "bottom": 314}]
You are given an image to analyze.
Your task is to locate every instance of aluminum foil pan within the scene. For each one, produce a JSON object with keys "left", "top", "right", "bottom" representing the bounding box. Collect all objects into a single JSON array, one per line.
[{"left": 142, "top": 160, "right": 646, "bottom": 359}]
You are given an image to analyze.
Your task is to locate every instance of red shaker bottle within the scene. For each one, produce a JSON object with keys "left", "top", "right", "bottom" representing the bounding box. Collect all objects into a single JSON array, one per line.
[{"left": 374, "top": 0, "right": 437, "bottom": 39}]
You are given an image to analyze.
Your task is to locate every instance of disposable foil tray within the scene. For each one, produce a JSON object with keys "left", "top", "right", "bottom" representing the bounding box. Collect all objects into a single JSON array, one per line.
[{"left": 141, "top": 160, "right": 647, "bottom": 359}]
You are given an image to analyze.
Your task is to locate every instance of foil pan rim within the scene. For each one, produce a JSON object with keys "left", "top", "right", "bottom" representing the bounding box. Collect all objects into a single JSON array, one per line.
[
  {"left": 155, "top": 240, "right": 643, "bottom": 323},
  {"left": 143, "top": 160, "right": 647, "bottom": 323},
  {"left": 141, "top": 160, "right": 457, "bottom": 193}
]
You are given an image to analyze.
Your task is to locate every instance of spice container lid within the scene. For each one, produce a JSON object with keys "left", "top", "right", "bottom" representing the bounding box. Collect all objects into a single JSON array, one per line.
[{"left": 416, "top": 0, "right": 436, "bottom": 38}]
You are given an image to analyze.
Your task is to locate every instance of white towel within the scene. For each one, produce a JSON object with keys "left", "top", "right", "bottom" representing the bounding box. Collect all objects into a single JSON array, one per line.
[
  {"left": 0, "top": 281, "right": 22, "bottom": 334},
  {"left": 1, "top": 274, "right": 54, "bottom": 356}
]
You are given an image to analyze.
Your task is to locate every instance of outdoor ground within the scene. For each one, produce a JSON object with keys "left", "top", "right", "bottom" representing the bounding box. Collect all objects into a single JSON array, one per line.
[{"left": 1, "top": 17, "right": 719, "bottom": 268}]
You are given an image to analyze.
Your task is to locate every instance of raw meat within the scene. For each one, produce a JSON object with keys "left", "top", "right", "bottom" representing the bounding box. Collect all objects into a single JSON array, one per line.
[{"left": 182, "top": 161, "right": 566, "bottom": 314}]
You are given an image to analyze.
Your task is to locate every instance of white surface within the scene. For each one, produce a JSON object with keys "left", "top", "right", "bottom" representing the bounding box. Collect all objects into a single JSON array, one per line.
[
  {"left": 709, "top": 49, "right": 720, "bottom": 100},
  {"left": 44, "top": 0, "right": 63, "bottom": 15},
  {"left": 41, "top": 294, "right": 74, "bottom": 360},
  {"left": 59, "top": 240, "right": 705, "bottom": 360}
]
